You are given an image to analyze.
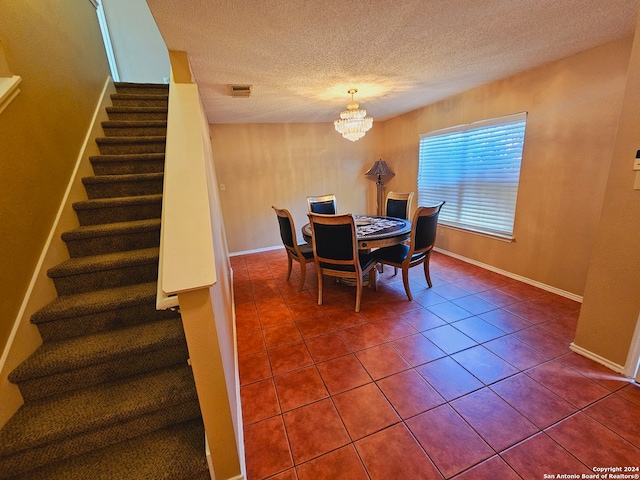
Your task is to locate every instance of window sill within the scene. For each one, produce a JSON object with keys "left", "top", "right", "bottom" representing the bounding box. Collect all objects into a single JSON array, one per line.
[
  {"left": 440, "top": 223, "right": 515, "bottom": 242},
  {"left": 0, "top": 75, "right": 22, "bottom": 115}
]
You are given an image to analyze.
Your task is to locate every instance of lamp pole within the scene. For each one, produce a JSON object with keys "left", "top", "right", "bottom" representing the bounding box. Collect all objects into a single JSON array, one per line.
[{"left": 376, "top": 174, "right": 384, "bottom": 216}]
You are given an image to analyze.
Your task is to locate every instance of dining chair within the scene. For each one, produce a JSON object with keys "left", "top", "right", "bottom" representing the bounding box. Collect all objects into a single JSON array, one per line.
[
  {"left": 385, "top": 191, "right": 414, "bottom": 220},
  {"left": 272, "top": 206, "right": 315, "bottom": 291},
  {"left": 307, "top": 194, "right": 337, "bottom": 214},
  {"left": 374, "top": 202, "right": 445, "bottom": 301},
  {"left": 308, "top": 213, "right": 378, "bottom": 312},
  {"left": 383, "top": 191, "right": 415, "bottom": 274}
]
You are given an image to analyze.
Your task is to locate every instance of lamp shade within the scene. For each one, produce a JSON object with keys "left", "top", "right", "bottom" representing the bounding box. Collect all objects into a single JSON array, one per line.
[
  {"left": 365, "top": 159, "right": 395, "bottom": 178},
  {"left": 366, "top": 160, "right": 395, "bottom": 216}
]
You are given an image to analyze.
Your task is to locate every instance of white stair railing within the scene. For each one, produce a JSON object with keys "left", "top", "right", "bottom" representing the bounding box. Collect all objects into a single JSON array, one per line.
[{"left": 157, "top": 54, "right": 244, "bottom": 480}]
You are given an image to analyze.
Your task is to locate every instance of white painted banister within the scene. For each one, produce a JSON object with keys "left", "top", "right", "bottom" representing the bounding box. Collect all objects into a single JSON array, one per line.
[
  {"left": 157, "top": 82, "right": 217, "bottom": 309},
  {"left": 156, "top": 51, "right": 244, "bottom": 479}
]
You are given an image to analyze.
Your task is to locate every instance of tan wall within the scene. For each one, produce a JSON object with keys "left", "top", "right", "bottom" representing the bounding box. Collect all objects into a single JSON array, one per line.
[
  {"left": 0, "top": 2, "right": 110, "bottom": 353},
  {"left": 574, "top": 14, "right": 640, "bottom": 367},
  {"left": 210, "top": 123, "right": 383, "bottom": 253}
]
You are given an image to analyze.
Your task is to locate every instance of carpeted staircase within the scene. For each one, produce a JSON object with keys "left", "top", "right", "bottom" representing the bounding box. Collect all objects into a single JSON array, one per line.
[{"left": 0, "top": 83, "right": 210, "bottom": 479}]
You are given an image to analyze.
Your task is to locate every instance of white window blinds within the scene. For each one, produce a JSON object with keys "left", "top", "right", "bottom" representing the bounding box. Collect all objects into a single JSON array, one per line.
[{"left": 418, "top": 112, "right": 527, "bottom": 239}]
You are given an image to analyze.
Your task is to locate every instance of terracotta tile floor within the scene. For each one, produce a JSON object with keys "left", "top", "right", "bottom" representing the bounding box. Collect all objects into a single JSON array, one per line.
[{"left": 233, "top": 249, "right": 640, "bottom": 479}]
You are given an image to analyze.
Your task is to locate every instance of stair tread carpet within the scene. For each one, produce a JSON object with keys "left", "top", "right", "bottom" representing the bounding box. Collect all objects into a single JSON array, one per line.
[
  {"left": 113, "top": 82, "right": 169, "bottom": 94},
  {"left": 105, "top": 106, "right": 168, "bottom": 113},
  {"left": 73, "top": 193, "right": 163, "bottom": 211},
  {"left": 47, "top": 247, "right": 158, "bottom": 278},
  {"left": 31, "top": 281, "right": 157, "bottom": 324},
  {"left": 0, "top": 365, "right": 197, "bottom": 456},
  {"left": 111, "top": 93, "right": 168, "bottom": 99},
  {"left": 11, "top": 419, "right": 208, "bottom": 480},
  {"left": 61, "top": 218, "right": 161, "bottom": 242},
  {"left": 95, "top": 135, "right": 167, "bottom": 145},
  {"left": 110, "top": 94, "right": 168, "bottom": 107},
  {"left": 101, "top": 122, "right": 167, "bottom": 137},
  {"left": 9, "top": 317, "right": 185, "bottom": 383},
  {"left": 89, "top": 154, "right": 165, "bottom": 175},
  {"left": 81, "top": 172, "right": 164, "bottom": 185},
  {"left": 101, "top": 120, "right": 167, "bottom": 128},
  {"left": 89, "top": 152, "right": 165, "bottom": 165}
]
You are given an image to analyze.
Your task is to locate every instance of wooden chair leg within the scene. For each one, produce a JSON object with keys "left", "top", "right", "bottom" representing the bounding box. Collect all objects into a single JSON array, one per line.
[
  {"left": 401, "top": 266, "right": 413, "bottom": 301},
  {"left": 297, "top": 259, "right": 306, "bottom": 291},
  {"left": 370, "top": 267, "right": 378, "bottom": 291},
  {"left": 355, "top": 275, "right": 363, "bottom": 312},
  {"left": 316, "top": 270, "right": 324, "bottom": 305},
  {"left": 285, "top": 255, "right": 293, "bottom": 281},
  {"left": 423, "top": 252, "right": 433, "bottom": 288}
]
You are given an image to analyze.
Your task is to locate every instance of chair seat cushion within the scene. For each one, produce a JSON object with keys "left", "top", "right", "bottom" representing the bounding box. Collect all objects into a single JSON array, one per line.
[
  {"left": 359, "top": 251, "right": 378, "bottom": 270},
  {"left": 375, "top": 244, "right": 409, "bottom": 264},
  {"left": 375, "top": 244, "right": 425, "bottom": 265},
  {"left": 298, "top": 242, "right": 315, "bottom": 259}
]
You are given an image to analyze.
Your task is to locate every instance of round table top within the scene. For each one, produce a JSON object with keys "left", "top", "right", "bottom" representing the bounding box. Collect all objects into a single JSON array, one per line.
[{"left": 302, "top": 215, "right": 411, "bottom": 250}]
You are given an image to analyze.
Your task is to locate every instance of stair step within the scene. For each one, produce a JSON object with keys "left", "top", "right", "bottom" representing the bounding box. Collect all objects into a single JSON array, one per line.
[
  {"left": 0, "top": 366, "right": 200, "bottom": 479},
  {"left": 106, "top": 106, "right": 167, "bottom": 121},
  {"left": 10, "top": 419, "right": 209, "bottom": 480},
  {"left": 61, "top": 218, "right": 161, "bottom": 257},
  {"left": 89, "top": 153, "right": 165, "bottom": 175},
  {"left": 31, "top": 282, "right": 179, "bottom": 341},
  {"left": 73, "top": 194, "right": 162, "bottom": 226},
  {"left": 47, "top": 247, "right": 159, "bottom": 295},
  {"left": 114, "top": 82, "right": 169, "bottom": 96},
  {"left": 9, "top": 318, "right": 188, "bottom": 401},
  {"left": 110, "top": 93, "right": 168, "bottom": 108},
  {"left": 95, "top": 135, "right": 166, "bottom": 155},
  {"left": 101, "top": 120, "right": 167, "bottom": 137},
  {"left": 82, "top": 172, "right": 164, "bottom": 199}
]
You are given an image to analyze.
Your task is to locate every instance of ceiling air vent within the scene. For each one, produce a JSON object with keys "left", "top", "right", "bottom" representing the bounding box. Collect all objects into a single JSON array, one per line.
[{"left": 229, "top": 84, "right": 252, "bottom": 98}]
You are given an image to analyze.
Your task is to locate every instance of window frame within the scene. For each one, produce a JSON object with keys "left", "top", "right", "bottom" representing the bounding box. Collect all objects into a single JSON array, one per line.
[{"left": 417, "top": 112, "right": 527, "bottom": 241}]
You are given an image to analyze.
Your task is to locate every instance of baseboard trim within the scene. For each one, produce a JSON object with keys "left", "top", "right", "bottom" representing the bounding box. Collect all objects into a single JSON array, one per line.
[
  {"left": 434, "top": 248, "right": 583, "bottom": 303},
  {"left": 229, "top": 245, "right": 282, "bottom": 257},
  {"left": 569, "top": 342, "right": 626, "bottom": 375}
]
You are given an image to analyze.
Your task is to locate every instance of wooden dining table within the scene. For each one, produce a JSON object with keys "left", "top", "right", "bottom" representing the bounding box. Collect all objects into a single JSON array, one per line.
[{"left": 301, "top": 215, "right": 411, "bottom": 250}]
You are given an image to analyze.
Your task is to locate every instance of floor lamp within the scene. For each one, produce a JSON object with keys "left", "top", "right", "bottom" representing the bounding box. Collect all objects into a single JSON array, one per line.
[{"left": 365, "top": 159, "right": 395, "bottom": 216}]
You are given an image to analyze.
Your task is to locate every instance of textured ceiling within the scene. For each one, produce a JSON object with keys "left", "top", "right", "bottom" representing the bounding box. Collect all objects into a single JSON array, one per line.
[{"left": 146, "top": 0, "right": 637, "bottom": 124}]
